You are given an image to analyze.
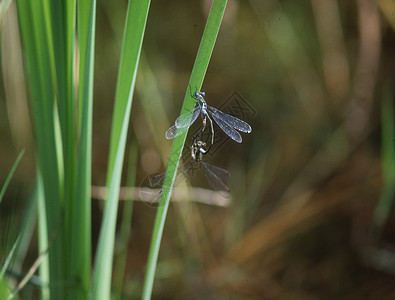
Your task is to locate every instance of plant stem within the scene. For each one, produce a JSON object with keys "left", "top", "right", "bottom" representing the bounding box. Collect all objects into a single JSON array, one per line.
[{"left": 142, "top": 0, "right": 228, "bottom": 298}]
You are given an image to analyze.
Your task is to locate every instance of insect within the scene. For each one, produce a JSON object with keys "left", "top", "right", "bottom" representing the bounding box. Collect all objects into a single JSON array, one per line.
[
  {"left": 148, "top": 140, "right": 230, "bottom": 202},
  {"left": 165, "top": 91, "right": 252, "bottom": 143}
]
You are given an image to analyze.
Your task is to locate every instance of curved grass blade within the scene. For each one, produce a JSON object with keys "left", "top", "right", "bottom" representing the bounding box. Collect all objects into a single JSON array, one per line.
[
  {"left": 142, "top": 2, "right": 229, "bottom": 297},
  {"left": 68, "top": 0, "right": 96, "bottom": 296},
  {"left": 112, "top": 142, "right": 138, "bottom": 299},
  {"left": 371, "top": 82, "right": 395, "bottom": 239},
  {"left": 17, "top": 0, "right": 65, "bottom": 296},
  {"left": 92, "top": 0, "right": 151, "bottom": 299},
  {"left": 0, "top": 237, "right": 20, "bottom": 281},
  {"left": 7, "top": 223, "right": 60, "bottom": 300},
  {"left": 0, "top": 150, "right": 24, "bottom": 204}
]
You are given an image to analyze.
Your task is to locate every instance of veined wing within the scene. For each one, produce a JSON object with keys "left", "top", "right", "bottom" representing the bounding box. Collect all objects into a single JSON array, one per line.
[
  {"left": 165, "top": 124, "right": 189, "bottom": 139},
  {"left": 208, "top": 106, "right": 252, "bottom": 133},
  {"left": 210, "top": 111, "right": 242, "bottom": 143},
  {"left": 201, "top": 162, "right": 230, "bottom": 192},
  {"left": 148, "top": 172, "right": 166, "bottom": 187},
  {"left": 148, "top": 162, "right": 195, "bottom": 189},
  {"left": 165, "top": 106, "right": 200, "bottom": 139},
  {"left": 175, "top": 106, "right": 200, "bottom": 128},
  {"left": 145, "top": 169, "right": 182, "bottom": 207},
  {"left": 145, "top": 163, "right": 193, "bottom": 207}
]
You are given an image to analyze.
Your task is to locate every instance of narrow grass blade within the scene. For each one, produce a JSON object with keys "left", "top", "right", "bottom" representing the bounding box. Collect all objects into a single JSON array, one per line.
[
  {"left": 37, "top": 172, "right": 50, "bottom": 300},
  {"left": 16, "top": 0, "right": 64, "bottom": 297},
  {"left": 66, "top": 0, "right": 96, "bottom": 297},
  {"left": 372, "top": 82, "right": 395, "bottom": 239},
  {"left": 0, "top": 150, "right": 24, "bottom": 204},
  {"left": 46, "top": 1, "right": 77, "bottom": 264},
  {"left": 113, "top": 141, "right": 138, "bottom": 299},
  {"left": 92, "top": 0, "right": 151, "bottom": 298},
  {"left": 0, "top": 157, "right": 36, "bottom": 299},
  {"left": 0, "top": 162, "right": 36, "bottom": 280},
  {"left": 0, "top": 236, "right": 20, "bottom": 281},
  {"left": 142, "top": 0, "right": 228, "bottom": 298},
  {"left": 44, "top": 1, "right": 77, "bottom": 217}
]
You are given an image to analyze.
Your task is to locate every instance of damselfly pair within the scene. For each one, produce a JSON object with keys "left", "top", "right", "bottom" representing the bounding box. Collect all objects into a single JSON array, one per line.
[
  {"left": 165, "top": 91, "right": 252, "bottom": 146},
  {"left": 146, "top": 91, "right": 252, "bottom": 203}
]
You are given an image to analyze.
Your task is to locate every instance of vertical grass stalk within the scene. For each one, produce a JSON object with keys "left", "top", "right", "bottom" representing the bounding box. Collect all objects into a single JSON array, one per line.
[
  {"left": 372, "top": 82, "right": 395, "bottom": 239},
  {"left": 113, "top": 141, "right": 138, "bottom": 299},
  {"left": 68, "top": 0, "right": 96, "bottom": 297},
  {"left": 16, "top": 0, "right": 64, "bottom": 297},
  {"left": 141, "top": 0, "right": 228, "bottom": 298},
  {"left": 0, "top": 150, "right": 24, "bottom": 204},
  {"left": 16, "top": 0, "right": 95, "bottom": 297},
  {"left": 91, "top": 0, "right": 151, "bottom": 298}
]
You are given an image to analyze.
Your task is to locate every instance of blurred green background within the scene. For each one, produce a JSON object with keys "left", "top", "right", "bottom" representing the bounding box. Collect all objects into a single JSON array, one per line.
[{"left": 2, "top": 0, "right": 395, "bottom": 298}]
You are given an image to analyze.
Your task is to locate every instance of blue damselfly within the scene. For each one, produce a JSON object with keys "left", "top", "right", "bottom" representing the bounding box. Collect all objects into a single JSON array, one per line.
[{"left": 165, "top": 91, "right": 252, "bottom": 143}]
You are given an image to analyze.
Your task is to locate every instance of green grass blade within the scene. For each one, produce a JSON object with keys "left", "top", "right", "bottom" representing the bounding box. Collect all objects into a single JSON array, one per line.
[
  {"left": 66, "top": 0, "right": 96, "bottom": 297},
  {"left": 46, "top": 1, "right": 77, "bottom": 260},
  {"left": 105, "top": 0, "right": 150, "bottom": 182},
  {"left": 113, "top": 141, "right": 138, "bottom": 299},
  {"left": 0, "top": 236, "right": 20, "bottom": 281},
  {"left": 16, "top": 0, "right": 64, "bottom": 297},
  {"left": 372, "top": 82, "right": 395, "bottom": 239},
  {"left": 4, "top": 188, "right": 37, "bottom": 300},
  {"left": 141, "top": 0, "right": 228, "bottom": 298},
  {"left": 11, "top": 186, "right": 38, "bottom": 277},
  {"left": 43, "top": 1, "right": 76, "bottom": 178},
  {"left": 0, "top": 150, "right": 24, "bottom": 204},
  {"left": 37, "top": 172, "right": 50, "bottom": 300},
  {"left": 42, "top": 4, "right": 77, "bottom": 295},
  {"left": 92, "top": 0, "right": 151, "bottom": 298},
  {"left": 0, "top": 279, "right": 11, "bottom": 300}
]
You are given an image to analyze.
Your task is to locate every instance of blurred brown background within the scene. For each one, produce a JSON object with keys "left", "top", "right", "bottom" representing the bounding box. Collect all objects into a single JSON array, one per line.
[{"left": 2, "top": 0, "right": 395, "bottom": 298}]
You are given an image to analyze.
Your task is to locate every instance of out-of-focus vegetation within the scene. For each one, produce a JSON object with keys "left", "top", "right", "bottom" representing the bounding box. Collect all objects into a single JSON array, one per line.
[{"left": 1, "top": 0, "right": 395, "bottom": 298}]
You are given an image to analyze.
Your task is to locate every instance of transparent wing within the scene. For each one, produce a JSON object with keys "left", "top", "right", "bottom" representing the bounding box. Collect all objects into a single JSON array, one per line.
[
  {"left": 169, "top": 165, "right": 190, "bottom": 188},
  {"left": 165, "top": 124, "right": 185, "bottom": 139},
  {"left": 175, "top": 106, "right": 200, "bottom": 128},
  {"left": 201, "top": 162, "right": 230, "bottom": 192},
  {"left": 208, "top": 106, "right": 252, "bottom": 133},
  {"left": 165, "top": 107, "right": 200, "bottom": 139},
  {"left": 144, "top": 163, "right": 197, "bottom": 207},
  {"left": 209, "top": 111, "right": 243, "bottom": 143},
  {"left": 148, "top": 172, "right": 166, "bottom": 187},
  {"left": 148, "top": 163, "right": 194, "bottom": 189}
]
